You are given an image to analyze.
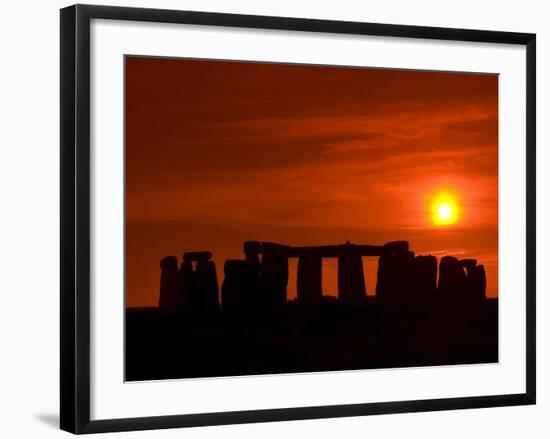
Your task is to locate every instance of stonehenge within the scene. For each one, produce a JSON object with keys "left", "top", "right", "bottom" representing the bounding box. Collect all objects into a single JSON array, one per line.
[{"left": 159, "top": 240, "right": 488, "bottom": 314}]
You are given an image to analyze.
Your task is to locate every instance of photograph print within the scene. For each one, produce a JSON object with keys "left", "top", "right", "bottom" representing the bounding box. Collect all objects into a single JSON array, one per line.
[{"left": 124, "top": 56, "right": 498, "bottom": 382}]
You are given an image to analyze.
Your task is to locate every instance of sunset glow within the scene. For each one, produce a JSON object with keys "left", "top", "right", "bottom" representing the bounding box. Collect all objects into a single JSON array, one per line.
[{"left": 431, "top": 193, "right": 459, "bottom": 226}]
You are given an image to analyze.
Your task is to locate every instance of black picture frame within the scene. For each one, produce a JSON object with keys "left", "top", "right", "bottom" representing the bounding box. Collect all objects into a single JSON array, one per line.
[{"left": 60, "top": 4, "right": 536, "bottom": 434}]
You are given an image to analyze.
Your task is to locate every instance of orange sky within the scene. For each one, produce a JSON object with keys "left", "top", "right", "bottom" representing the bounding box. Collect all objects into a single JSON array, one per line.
[{"left": 125, "top": 56, "right": 498, "bottom": 308}]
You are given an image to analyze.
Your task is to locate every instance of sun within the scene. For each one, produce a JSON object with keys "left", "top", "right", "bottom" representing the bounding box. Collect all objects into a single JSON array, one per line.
[{"left": 431, "top": 193, "right": 459, "bottom": 226}]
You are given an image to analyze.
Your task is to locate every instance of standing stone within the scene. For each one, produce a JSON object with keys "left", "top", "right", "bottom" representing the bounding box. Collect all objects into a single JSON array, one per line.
[
  {"left": 297, "top": 255, "right": 323, "bottom": 308},
  {"left": 243, "top": 241, "right": 261, "bottom": 308},
  {"left": 260, "top": 251, "right": 289, "bottom": 312},
  {"left": 206, "top": 260, "right": 220, "bottom": 312},
  {"left": 244, "top": 241, "right": 261, "bottom": 275},
  {"left": 472, "top": 265, "right": 487, "bottom": 301},
  {"left": 411, "top": 255, "right": 438, "bottom": 302},
  {"left": 376, "top": 251, "right": 415, "bottom": 305},
  {"left": 376, "top": 254, "right": 391, "bottom": 302},
  {"left": 195, "top": 259, "right": 220, "bottom": 314},
  {"left": 460, "top": 259, "right": 477, "bottom": 273},
  {"left": 438, "top": 256, "right": 467, "bottom": 300},
  {"left": 337, "top": 251, "right": 367, "bottom": 307},
  {"left": 221, "top": 260, "right": 245, "bottom": 314},
  {"left": 221, "top": 259, "right": 256, "bottom": 315},
  {"left": 464, "top": 263, "right": 486, "bottom": 303},
  {"left": 438, "top": 256, "right": 488, "bottom": 304},
  {"left": 159, "top": 256, "right": 179, "bottom": 312},
  {"left": 178, "top": 260, "right": 194, "bottom": 312}
]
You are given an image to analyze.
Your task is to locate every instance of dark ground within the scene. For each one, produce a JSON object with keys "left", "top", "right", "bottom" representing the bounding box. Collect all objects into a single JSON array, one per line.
[{"left": 125, "top": 297, "right": 498, "bottom": 381}]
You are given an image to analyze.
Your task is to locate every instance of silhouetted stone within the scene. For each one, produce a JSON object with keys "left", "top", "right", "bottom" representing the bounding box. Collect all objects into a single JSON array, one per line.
[
  {"left": 221, "top": 260, "right": 251, "bottom": 315},
  {"left": 462, "top": 262, "right": 486, "bottom": 303},
  {"left": 178, "top": 260, "right": 194, "bottom": 312},
  {"left": 337, "top": 245, "right": 367, "bottom": 307},
  {"left": 160, "top": 241, "right": 489, "bottom": 317},
  {"left": 383, "top": 240, "right": 409, "bottom": 255},
  {"left": 438, "top": 256, "right": 467, "bottom": 300},
  {"left": 411, "top": 255, "right": 438, "bottom": 302},
  {"left": 243, "top": 240, "right": 261, "bottom": 281},
  {"left": 271, "top": 241, "right": 409, "bottom": 258},
  {"left": 260, "top": 250, "right": 288, "bottom": 312},
  {"left": 244, "top": 240, "right": 261, "bottom": 259},
  {"left": 194, "top": 259, "right": 219, "bottom": 314},
  {"left": 183, "top": 251, "right": 212, "bottom": 262},
  {"left": 159, "top": 256, "right": 180, "bottom": 312},
  {"left": 297, "top": 255, "right": 323, "bottom": 308},
  {"left": 376, "top": 251, "right": 415, "bottom": 305},
  {"left": 439, "top": 256, "right": 487, "bottom": 304},
  {"left": 460, "top": 259, "right": 477, "bottom": 271},
  {"left": 260, "top": 242, "right": 291, "bottom": 256},
  {"left": 472, "top": 265, "right": 487, "bottom": 300}
]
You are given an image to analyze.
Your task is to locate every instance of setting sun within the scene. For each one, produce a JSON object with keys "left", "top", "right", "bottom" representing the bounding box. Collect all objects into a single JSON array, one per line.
[{"left": 431, "top": 193, "right": 459, "bottom": 226}]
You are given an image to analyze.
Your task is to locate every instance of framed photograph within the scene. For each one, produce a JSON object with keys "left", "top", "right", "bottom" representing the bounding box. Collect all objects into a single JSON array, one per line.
[{"left": 60, "top": 4, "right": 536, "bottom": 434}]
